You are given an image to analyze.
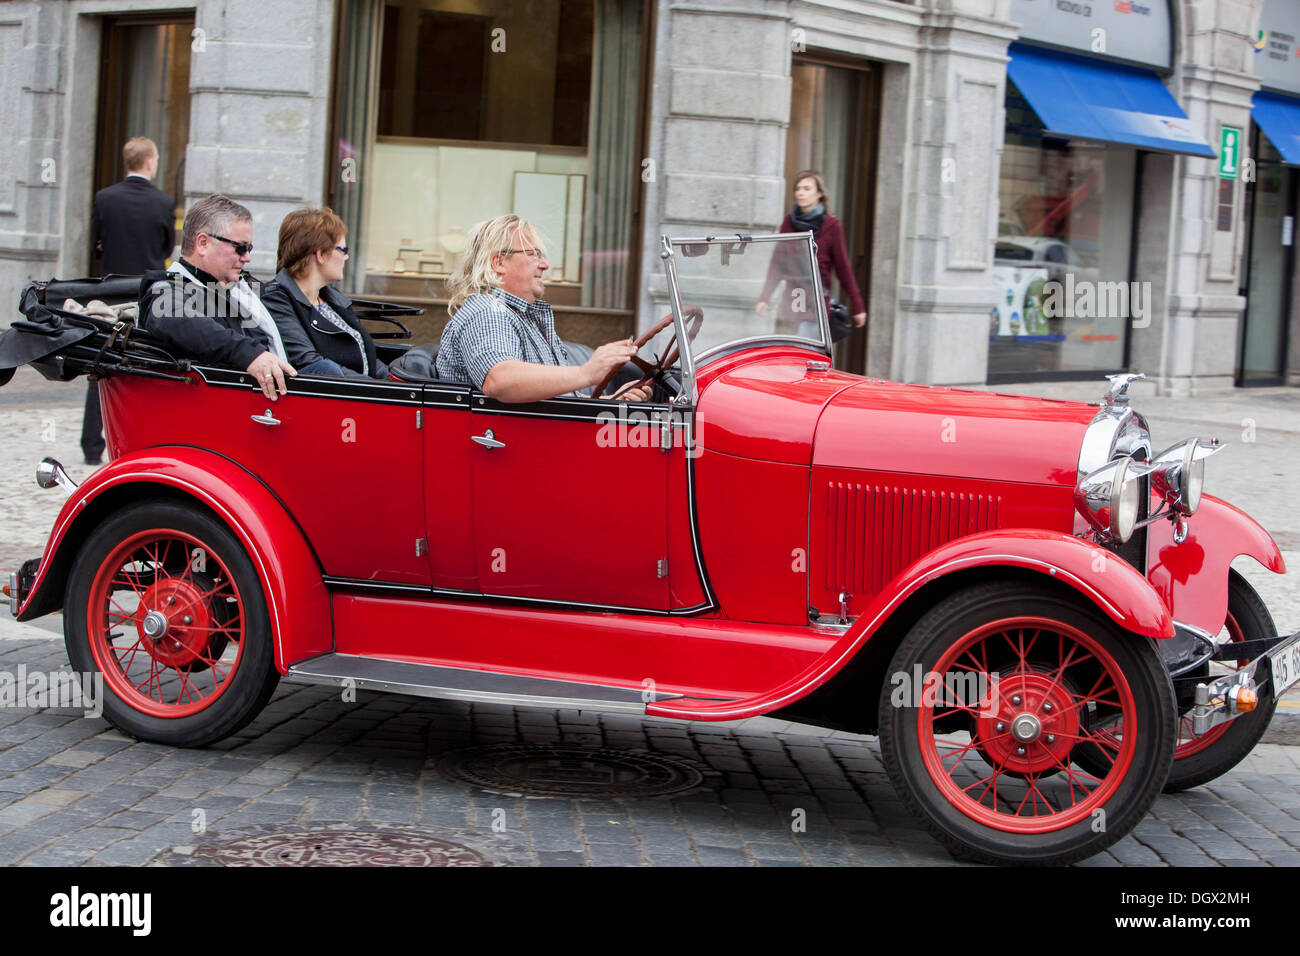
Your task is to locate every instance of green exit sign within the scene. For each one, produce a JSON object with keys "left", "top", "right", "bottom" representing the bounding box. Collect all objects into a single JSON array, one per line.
[{"left": 1219, "top": 126, "right": 1242, "bottom": 179}]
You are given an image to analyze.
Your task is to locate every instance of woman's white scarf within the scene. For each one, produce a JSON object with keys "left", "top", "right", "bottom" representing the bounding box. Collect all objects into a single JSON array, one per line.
[{"left": 166, "top": 260, "right": 288, "bottom": 361}]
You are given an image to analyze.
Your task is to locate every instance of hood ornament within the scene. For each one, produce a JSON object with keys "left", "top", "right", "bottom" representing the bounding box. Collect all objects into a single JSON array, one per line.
[{"left": 1103, "top": 372, "right": 1146, "bottom": 406}]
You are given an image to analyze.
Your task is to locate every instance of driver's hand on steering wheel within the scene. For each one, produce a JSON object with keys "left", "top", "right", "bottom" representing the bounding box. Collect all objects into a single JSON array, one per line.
[
  {"left": 607, "top": 380, "right": 652, "bottom": 402},
  {"left": 583, "top": 340, "right": 638, "bottom": 386}
]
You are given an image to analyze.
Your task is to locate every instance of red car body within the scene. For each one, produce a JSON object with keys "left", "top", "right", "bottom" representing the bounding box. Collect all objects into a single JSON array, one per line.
[
  {"left": 17, "top": 352, "right": 1277, "bottom": 700},
  {"left": 2, "top": 232, "right": 1292, "bottom": 865}
]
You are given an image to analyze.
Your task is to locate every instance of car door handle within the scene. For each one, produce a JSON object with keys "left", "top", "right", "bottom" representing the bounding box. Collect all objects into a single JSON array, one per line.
[
  {"left": 251, "top": 409, "right": 281, "bottom": 426},
  {"left": 471, "top": 428, "right": 505, "bottom": 450}
]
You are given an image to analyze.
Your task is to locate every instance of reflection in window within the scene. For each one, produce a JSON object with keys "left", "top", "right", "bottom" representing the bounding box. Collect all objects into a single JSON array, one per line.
[{"left": 990, "top": 81, "right": 1135, "bottom": 376}]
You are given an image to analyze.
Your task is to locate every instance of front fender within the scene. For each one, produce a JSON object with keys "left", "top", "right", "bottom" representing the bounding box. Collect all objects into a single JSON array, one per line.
[
  {"left": 649, "top": 528, "right": 1173, "bottom": 721},
  {"left": 1147, "top": 494, "right": 1286, "bottom": 636},
  {"left": 16, "top": 449, "right": 332, "bottom": 673}
]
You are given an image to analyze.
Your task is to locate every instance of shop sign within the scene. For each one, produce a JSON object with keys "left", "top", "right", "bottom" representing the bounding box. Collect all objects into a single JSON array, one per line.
[
  {"left": 1009, "top": 0, "right": 1171, "bottom": 69},
  {"left": 1254, "top": 0, "right": 1300, "bottom": 96}
]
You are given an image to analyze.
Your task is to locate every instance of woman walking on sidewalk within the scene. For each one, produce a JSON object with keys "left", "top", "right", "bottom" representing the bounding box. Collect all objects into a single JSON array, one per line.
[{"left": 756, "top": 169, "right": 866, "bottom": 342}]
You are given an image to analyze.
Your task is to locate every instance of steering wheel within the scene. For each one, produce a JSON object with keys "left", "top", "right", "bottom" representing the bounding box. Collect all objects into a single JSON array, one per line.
[{"left": 591, "top": 306, "right": 703, "bottom": 400}]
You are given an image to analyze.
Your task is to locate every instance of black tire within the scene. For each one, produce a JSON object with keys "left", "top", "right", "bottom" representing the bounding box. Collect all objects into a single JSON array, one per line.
[
  {"left": 64, "top": 499, "right": 279, "bottom": 747},
  {"left": 877, "top": 582, "right": 1176, "bottom": 866},
  {"left": 1160, "top": 570, "right": 1279, "bottom": 792}
]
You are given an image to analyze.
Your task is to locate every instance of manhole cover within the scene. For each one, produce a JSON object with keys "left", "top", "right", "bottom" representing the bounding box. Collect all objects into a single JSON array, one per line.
[
  {"left": 437, "top": 745, "right": 705, "bottom": 798},
  {"left": 166, "top": 824, "right": 491, "bottom": 867}
]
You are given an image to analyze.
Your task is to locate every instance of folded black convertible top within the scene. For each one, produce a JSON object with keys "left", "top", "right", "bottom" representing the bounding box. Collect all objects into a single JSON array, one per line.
[{"left": 1, "top": 273, "right": 420, "bottom": 387}]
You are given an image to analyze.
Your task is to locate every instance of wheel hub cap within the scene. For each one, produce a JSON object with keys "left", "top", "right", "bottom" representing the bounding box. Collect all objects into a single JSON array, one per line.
[
  {"left": 136, "top": 578, "right": 215, "bottom": 668},
  {"left": 975, "top": 672, "right": 1080, "bottom": 775},
  {"left": 141, "top": 610, "right": 168, "bottom": 639},
  {"left": 1010, "top": 713, "right": 1041, "bottom": 742}
]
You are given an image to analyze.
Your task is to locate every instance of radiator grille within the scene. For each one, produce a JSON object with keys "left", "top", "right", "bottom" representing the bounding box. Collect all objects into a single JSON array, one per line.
[{"left": 824, "top": 483, "right": 1003, "bottom": 595}]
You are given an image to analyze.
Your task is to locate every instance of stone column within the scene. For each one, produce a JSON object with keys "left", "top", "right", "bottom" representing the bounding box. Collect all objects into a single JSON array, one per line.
[
  {"left": 893, "top": 0, "right": 1015, "bottom": 385},
  {"left": 1153, "top": 0, "right": 1263, "bottom": 395},
  {"left": 184, "top": 0, "right": 338, "bottom": 276},
  {"left": 638, "top": 0, "right": 794, "bottom": 325},
  {"left": 0, "top": 0, "right": 64, "bottom": 314}
]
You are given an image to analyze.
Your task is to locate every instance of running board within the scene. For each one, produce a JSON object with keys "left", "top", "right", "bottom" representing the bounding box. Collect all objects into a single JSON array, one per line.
[{"left": 284, "top": 653, "right": 685, "bottom": 714}]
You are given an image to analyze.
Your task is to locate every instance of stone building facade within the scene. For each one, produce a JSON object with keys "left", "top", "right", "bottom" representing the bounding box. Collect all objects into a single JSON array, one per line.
[{"left": 0, "top": 0, "right": 1294, "bottom": 393}]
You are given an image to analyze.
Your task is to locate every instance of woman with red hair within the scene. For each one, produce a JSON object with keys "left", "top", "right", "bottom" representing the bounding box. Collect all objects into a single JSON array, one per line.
[{"left": 261, "top": 207, "right": 388, "bottom": 378}]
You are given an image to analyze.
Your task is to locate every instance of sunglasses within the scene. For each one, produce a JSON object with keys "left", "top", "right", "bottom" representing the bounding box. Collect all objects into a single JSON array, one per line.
[
  {"left": 335, "top": 245, "right": 349, "bottom": 255},
  {"left": 206, "top": 233, "right": 254, "bottom": 257}
]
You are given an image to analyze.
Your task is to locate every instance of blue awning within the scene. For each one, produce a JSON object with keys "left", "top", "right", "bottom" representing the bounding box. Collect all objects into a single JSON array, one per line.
[
  {"left": 1007, "top": 44, "right": 1216, "bottom": 158},
  {"left": 1252, "top": 91, "right": 1300, "bottom": 165}
]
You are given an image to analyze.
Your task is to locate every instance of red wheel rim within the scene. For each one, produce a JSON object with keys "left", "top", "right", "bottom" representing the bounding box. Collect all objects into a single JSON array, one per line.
[
  {"left": 916, "top": 616, "right": 1138, "bottom": 834},
  {"left": 1171, "top": 610, "right": 1244, "bottom": 758},
  {"left": 86, "top": 529, "right": 245, "bottom": 718}
]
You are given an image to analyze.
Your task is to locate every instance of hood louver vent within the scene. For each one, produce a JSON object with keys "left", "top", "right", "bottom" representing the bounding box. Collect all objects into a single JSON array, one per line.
[{"left": 824, "top": 484, "right": 1003, "bottom": 595}]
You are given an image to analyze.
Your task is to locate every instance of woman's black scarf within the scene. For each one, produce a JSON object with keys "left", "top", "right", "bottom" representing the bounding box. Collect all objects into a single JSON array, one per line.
[{"left": 790, "top": 202, "right": 826, "bottom": 234}]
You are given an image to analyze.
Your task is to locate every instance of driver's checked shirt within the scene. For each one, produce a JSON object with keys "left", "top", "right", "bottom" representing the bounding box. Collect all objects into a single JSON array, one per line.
[{"left": 435, "top": 287, "right": 574, "bottom": 393}]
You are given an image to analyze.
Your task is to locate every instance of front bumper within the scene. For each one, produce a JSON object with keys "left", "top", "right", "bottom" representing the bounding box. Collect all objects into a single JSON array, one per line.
[{"left": 1190, "top": 628, "right": 1300, "bottom": 736}]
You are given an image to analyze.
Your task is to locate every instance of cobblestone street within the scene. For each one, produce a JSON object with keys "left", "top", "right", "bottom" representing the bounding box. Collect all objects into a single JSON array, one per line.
[{"left": 1, "top": 612, "right": 1299, "bottom": 867}]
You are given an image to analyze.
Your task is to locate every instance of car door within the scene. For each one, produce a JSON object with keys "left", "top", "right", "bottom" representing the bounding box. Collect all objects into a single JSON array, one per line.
[
  {"left": 245, "top": 375, "right": 431, "bottom": 586},
  {"left": 466, "top": 393, "right": 670, "bottom": 610}
]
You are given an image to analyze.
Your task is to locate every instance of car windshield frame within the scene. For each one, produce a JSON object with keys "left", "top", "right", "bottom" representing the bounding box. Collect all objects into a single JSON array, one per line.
[{"left": 660, "top": 232, "right": 830, "bottom": 403}]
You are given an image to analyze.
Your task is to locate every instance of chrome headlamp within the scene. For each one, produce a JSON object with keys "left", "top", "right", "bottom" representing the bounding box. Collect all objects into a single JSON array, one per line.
[
  {"left": 1074, "top": 456, "right": 1151, "bottom": 544},
  {"left": 1148, "top": 438, "right": 1222, "bottom": 516}
]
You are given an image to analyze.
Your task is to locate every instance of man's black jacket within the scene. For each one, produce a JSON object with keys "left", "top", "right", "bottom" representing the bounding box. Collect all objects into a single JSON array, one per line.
[
  {"left": 138, "top": 262, "right": 272, "bottom": 370},
  {"left": 90, "top": 176, "right": 175, "bottom": 276}
]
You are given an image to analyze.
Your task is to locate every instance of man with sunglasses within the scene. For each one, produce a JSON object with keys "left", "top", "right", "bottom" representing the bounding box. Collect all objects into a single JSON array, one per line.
[{"left": 140, "top": 193, "right": 296, "bottom": 400}]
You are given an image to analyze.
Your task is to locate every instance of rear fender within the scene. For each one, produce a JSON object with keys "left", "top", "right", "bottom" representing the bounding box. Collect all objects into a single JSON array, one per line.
[
  {"left": 1147, "top": 494, "right": 1286, "bottom": 637},
  {"left": 649, "top": 528, "right": 1174, "bottom": 721},
  {"left": 15, "top": 449, "right": 332, "bottom": 673}
]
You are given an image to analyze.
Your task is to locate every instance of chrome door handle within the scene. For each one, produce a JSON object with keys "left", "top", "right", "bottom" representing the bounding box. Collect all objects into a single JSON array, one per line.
[
  {"left": 471, "top": 428, "right": 505, "bottom": 449},
  {"left": 251, "top": 409, "right": 281, "bottom": 426}
]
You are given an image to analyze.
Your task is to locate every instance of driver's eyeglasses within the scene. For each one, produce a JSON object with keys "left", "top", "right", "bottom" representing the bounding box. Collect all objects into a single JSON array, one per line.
[
  {"left": 501, "top": 247, "right": 545, "bottom": 261},
  {"left": 206, "top": 233, "right": 254, "bottom": 257}
]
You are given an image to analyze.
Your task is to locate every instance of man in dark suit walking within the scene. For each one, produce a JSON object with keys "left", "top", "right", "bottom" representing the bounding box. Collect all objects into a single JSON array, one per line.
[{"left": 82, "top": 136, "right": 176, "bottom": 464}]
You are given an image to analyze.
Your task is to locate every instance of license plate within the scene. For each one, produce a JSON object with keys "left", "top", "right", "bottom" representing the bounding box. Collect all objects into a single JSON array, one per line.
[{"left": 1268, "top": 632, "right": 1300, "bottom": 697}]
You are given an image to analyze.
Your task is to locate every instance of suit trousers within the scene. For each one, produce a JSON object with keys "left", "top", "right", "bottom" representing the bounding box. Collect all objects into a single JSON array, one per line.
[{"left": 81, "top": 381, "right": 105, "bottom": 461}]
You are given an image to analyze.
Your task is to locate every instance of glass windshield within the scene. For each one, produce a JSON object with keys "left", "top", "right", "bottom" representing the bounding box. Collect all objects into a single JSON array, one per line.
[{"left": 662, "top": 234, "right": 829, "bottom": 372}]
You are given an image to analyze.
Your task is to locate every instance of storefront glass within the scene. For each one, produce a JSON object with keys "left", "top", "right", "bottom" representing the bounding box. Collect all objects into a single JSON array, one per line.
[
  {"left": 330, "top": 0, "right": 643, "bottom": 314},
  {"left": 1239, "top": 132, "right": 1293, "bottom": 383},
  {"left": 990, "top": 81, "right": 1135, "bottom": 377},
  {"left": 94, "top": 17, "right": 192, "bottom": 227}
]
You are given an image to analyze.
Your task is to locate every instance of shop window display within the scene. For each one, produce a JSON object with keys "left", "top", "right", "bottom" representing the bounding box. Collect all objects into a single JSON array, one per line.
[
  {"left": 991, "top": 82, "right": 1136, "bottom": 377},
  {"left": 331, "top": 0, "right": 642, "bottom": 312}
]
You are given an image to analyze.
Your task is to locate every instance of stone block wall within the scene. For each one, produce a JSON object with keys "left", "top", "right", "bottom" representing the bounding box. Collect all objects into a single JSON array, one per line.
[{"left": 0, "top": 0, "right": 337, "bottom": 322}]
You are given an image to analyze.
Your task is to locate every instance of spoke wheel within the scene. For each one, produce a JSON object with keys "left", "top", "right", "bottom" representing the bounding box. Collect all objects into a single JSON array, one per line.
[
  {"left": 879, "top": 582, "right": 1174, "bottom": 865},
  {"left": 65, "top": 500, "right": 278, "bottom": 747}
]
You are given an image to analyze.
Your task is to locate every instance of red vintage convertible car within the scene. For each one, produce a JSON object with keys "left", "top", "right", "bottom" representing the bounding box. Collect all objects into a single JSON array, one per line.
[{"left": 2, "top": 232, "right": 1296, "bottom": 865}]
